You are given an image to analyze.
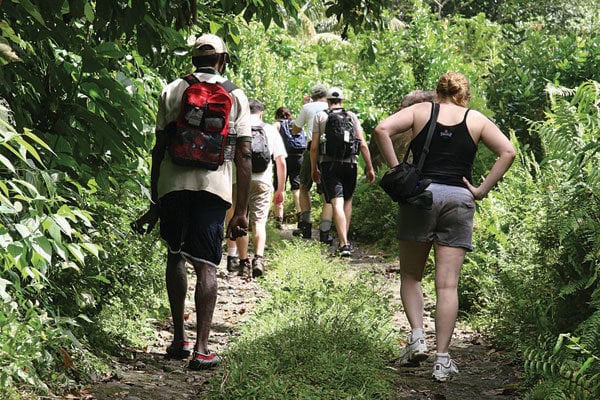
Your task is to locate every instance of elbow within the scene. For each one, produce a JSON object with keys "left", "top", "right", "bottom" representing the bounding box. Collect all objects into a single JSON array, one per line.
[
  {"left": 373, "top": 125, "right": 390, "bottom": 142},
  {"left": 373, "top": 125, "right": 383, "bottom": 140},
  {"left": 504, "top": 148, "right": 517, "bottom": 163}
]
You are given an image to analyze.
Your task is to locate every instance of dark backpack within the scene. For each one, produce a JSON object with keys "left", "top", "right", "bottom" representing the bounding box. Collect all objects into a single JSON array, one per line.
[
  {"left": 320, "top": 108, "right": 360, "bottom": 159},
  {"left": 167, "top": 74, "right": 237, "bottom": 170},
  {"left": 278, "top": 119, "right": 306, "bottom": 154},
  {"left": 251, "top": 123, "right": 270, "bottom": 173}
]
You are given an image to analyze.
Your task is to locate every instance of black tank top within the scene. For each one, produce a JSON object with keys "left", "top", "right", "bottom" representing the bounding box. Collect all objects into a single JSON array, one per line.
[{"left": 409, "top": 106, "right": 477, "bottom": 187}]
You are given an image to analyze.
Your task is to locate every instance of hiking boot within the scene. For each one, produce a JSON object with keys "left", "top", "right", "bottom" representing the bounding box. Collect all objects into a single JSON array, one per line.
[
  {"left": 301, "top": 222, "right": 312, "bottom": 239},
  {"left": 274, "top": 216, "right": 283, "bottom": 230},
  {"left": 292, "top": 213, "right": 303, "bottom": 236},
  {"left": 293, "top": 220, "right": 312, "bottom": 239},
  {"left": 319, "top": 230, "right": 333, "bottom": 246},
  {"left": 188, "top": 351, "right": 222, "bottom": 370},
  {"left": 338, "top": 245, "right": 352, "bottom": 257},
  {"left": 226, "top": 255, "right": 240, "bottom": 273},
  {"left": 165, "top": 340, "right": 191, "bottom": 359},
  {"left": 398, "top": 336, "right": 428, "bottom": 366},
  {"left": 432, "top": 358, "right": 459, "bottom": 382},
  {"left": 238, "top": 258, "right": 251, "bottom": 277},
  {"left": 252, "top": 255, "right": 265, "bottom": 278}
]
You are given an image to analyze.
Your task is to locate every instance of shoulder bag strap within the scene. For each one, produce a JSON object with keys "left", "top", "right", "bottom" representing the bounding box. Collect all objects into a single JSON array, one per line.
[{"left": 416, "top": 102, "right": 439, "bottom": 171}]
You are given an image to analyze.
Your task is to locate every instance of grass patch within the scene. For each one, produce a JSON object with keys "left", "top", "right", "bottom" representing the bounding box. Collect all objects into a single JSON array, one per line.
[{"left": 207, "top": 240, "right": 398, "bottom": 399}]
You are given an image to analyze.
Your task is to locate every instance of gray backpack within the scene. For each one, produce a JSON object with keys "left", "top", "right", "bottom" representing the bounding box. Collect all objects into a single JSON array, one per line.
[{"left": 251, "top": 123, "right": 270, "bottom": 172}]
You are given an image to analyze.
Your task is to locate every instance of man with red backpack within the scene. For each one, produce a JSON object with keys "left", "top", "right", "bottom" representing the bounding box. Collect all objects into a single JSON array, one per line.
[{"left": 132, "top": 34, "right": 252, "bottom": 370}]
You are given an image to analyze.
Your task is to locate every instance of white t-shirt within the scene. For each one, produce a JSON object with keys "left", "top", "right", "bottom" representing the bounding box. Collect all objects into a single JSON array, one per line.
[
  {"left": 250, "top": 114, "right": 287, "bottom": 187},
  {"left": 294, "top": 100, "right": 329, "bottom": 137},
  {"left": 156, "top": 69, "right": 251, "bottom": 205}
]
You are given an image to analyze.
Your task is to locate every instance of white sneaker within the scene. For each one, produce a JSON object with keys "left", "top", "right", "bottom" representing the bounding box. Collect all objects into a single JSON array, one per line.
[
  {"left": 398, "top": 336, "right": 428, "bottom": 366},
  {"left": 432, "top": 358, "right": 459, "bottom": 382}
]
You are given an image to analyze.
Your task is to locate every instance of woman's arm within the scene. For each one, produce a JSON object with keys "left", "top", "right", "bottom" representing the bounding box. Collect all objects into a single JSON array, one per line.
[
  {"left": 373, "top": 106, "right": 418, "bottom": 167},
  {"left": 463, "top": 116, "right": 516, "bottom": 200}
]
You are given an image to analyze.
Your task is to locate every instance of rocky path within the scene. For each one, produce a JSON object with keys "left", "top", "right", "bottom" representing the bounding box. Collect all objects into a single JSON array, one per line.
[{"left": 87, "top": 226, "right": 523, "bottom": 400}]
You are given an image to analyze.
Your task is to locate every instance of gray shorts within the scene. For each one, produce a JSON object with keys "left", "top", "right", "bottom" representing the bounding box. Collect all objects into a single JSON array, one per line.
[{"left": 397, "top": 183, "right": 476, "bottom": 251}]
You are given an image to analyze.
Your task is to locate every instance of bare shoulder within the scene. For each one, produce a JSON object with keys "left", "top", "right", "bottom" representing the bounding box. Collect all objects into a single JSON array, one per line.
[{"left": 466, "top": 109, "right": 495, "bottom": 131}]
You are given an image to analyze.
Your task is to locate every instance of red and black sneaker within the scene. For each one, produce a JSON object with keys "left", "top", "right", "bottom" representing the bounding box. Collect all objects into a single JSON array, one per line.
[
  {"left": 166, "top": 340, "right": 191, "bottom": 359},
  {"left": 188, "top": 351, "right": 222, "bottom": 370}
]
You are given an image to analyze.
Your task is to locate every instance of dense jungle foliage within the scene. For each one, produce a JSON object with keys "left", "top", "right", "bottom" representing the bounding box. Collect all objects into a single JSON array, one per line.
[{"left": 1, "top": 0, "right": 599, "bottom": 398}]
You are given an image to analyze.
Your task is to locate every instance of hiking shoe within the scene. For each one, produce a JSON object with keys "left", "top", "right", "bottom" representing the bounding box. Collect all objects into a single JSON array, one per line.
[
  {"left": 432, "top": 358, "right": 459, "bottom": 382},
  {"left": 319, "top": 230, "right": 333, "bottom": 246},
  {"left": 338, "top": 245, "right": 352, "bottom": 257},
  {"left": 166, "top": 340, "right": 191, "bottom": 359},
  {"left": 226, "top": 255, "right": 240, "bottom": 273},
  {"left": 398, "top": 336, "right": 428, "bottom": 366},
  {"left": 238, "top": 258, "right": 251, "bottom": 277},
  {"left": 188, "top": 351, "right": 222, "bottom": 370},
  {"left": 252, "top": 255, "right": 264, "bottom": 278}
]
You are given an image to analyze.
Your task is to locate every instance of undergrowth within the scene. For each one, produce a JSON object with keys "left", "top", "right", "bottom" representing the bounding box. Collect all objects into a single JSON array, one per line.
[{"left": 207, "top": 240, "right": 398, "bottom": 399}]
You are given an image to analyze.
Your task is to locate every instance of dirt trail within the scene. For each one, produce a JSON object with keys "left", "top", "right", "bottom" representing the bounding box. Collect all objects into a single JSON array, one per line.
[{"left": 88, "top": 226, "right": 523, "bottom": 400}]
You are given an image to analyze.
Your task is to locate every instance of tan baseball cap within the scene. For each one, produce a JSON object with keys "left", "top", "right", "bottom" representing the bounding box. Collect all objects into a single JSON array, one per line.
[
  {"left": 327, "top": 86, "right": 344, "bottom": 99},
  {"left": 192, "top": 34, "right": 229, "bottom": 57}
]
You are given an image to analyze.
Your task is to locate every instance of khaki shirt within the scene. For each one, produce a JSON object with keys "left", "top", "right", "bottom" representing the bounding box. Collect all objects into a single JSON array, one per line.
[{"left": 156, "top": 70, "right": 251, "bottom": 205}]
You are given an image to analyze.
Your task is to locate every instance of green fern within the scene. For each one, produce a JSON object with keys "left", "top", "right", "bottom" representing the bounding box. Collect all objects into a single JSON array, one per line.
[
  {"left": 578, "top": 310, "right": 600, "bottom": 355},
  {"left": 523, "top": 336, "right": 600, "bottom": 400},
  {"left": 516, "top": 81, "right": 600, "bottom": 400}
]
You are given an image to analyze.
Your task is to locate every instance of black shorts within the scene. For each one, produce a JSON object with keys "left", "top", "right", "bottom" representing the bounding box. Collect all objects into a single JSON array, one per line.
[
  {"left": 320, "top": 161, "right": 357, "bottom": 202},
  {"left": 274, "top": 154, "right": 302, "bottom": 191},
  {"left": 158, "top": 190, "right": 227, "bottom": 267}
]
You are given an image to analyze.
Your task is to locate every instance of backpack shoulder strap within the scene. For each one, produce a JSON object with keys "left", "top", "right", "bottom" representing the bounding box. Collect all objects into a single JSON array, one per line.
[
  {"left": 219, "top": 80, "right": 238, "bottom": 93},
  {"left": 182, "top": 74, "right": 200, "bottom": 85},
  {"left": 182, "top": 74, "right": 237, "bottom": 94},
  {"left": 252, "top": 122, "right": 266, "bottom": 132}
]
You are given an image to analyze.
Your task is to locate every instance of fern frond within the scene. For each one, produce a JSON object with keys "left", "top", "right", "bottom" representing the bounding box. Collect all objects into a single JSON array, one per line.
[
  {"left": 578, "top": 310, "right": 600, "bottom": 351},
  {"left": 524, "top": 336, "right": 600, "bottom": 400}
]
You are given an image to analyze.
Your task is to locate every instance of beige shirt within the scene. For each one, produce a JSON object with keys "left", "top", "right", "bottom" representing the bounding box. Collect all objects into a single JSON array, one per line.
[
  {"left": 156, "top": 70, "right": 251, "bottom": 205},
  {"left": 312, "top": 108, "right": 362, "bottom": 163}
]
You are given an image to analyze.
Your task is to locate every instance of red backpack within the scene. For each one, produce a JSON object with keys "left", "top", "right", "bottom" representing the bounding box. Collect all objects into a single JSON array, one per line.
[{"left": 168, "top": 74, "right": 237, "bottom": 170}]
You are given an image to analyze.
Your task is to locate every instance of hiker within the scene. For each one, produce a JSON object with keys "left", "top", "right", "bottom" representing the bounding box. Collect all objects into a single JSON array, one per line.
[
  {"left": 226, "top": 99, "right": 287, "bottom": 278},
  {"left": 311, "top": 86, "right": 375, "bottom": 257},
  {"left": 373, "top": 72, "right": 515, "bottom": 382},
  {"left": 132, "top": 34, "right": 252, "bottom": 370},
  {"left": 272, "top": 106, "right": 303, "bottom": 228},
  {"left": 292, "top": 84, "right": 334, "bottom": 244}
]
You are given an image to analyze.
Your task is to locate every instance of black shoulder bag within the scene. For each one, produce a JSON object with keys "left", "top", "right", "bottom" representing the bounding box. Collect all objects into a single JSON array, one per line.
[{"left": 379, "top": 102, "right": 440, "bottom": 208}]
